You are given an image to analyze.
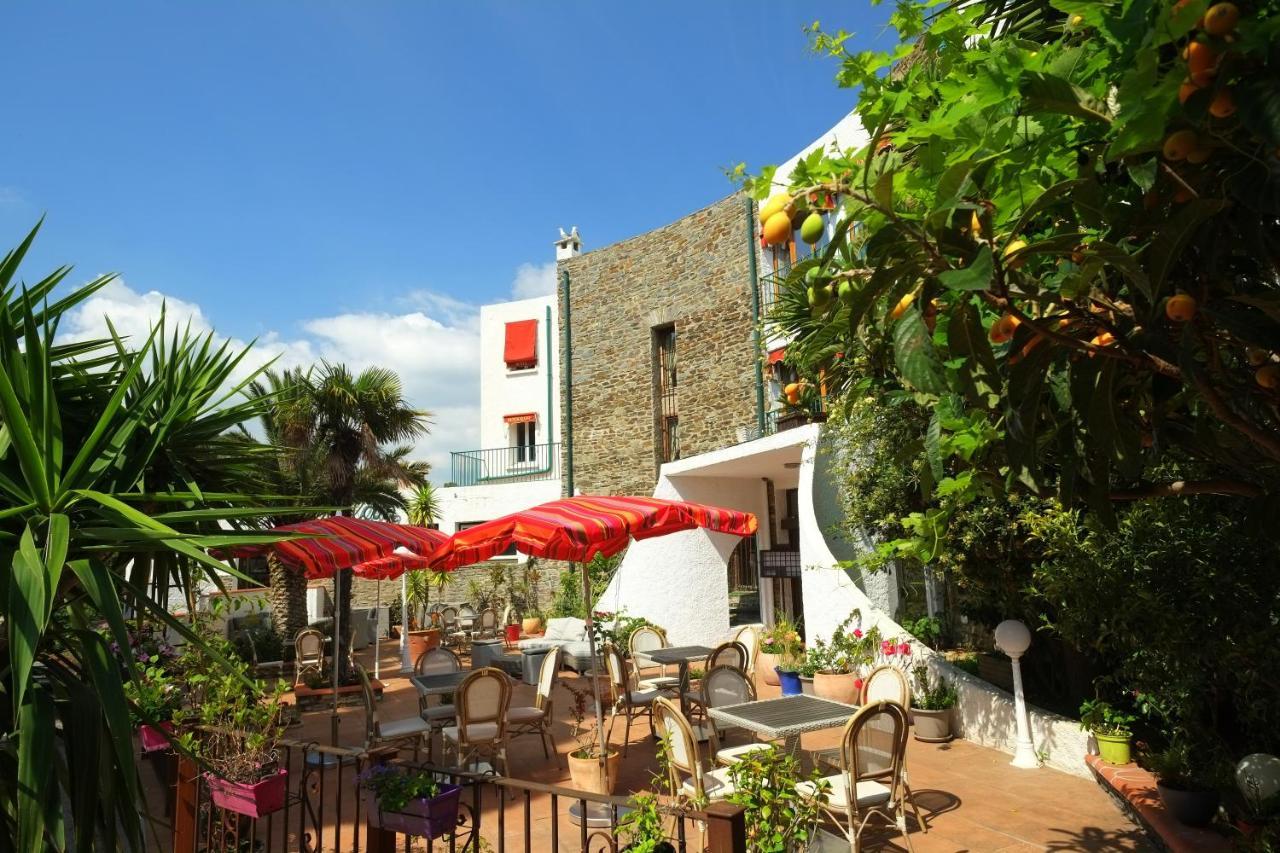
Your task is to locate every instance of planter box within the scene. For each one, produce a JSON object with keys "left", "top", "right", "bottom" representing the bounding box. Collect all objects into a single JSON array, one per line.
[
  {"left": 205, "top": 768, "right": 288, "bottom": 819},
  {"left": 138, "top": 722, "right": 174, "bottom": 754},
  {"left": 365, "top": 785, "right": 461, "bottom": 839},
  {"left": 912, "top": 708, "right": 953, "bottom": 743}
]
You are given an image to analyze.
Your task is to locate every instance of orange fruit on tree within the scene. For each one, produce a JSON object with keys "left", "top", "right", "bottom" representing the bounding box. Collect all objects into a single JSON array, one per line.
[
  {"left": 763, "top": 211, "right": 793, "bottom": 246},
  {"left": 1246, "top": 347, "right": 1271, "bottom": 366},
  {"left": 989, "top": 313, "right": 1018, "bottom": 343},
  {"left": 890, "top": 291, "right": 917, "bottom": 320},
  {"left": 1187, "top": 42, "right": 1219, "bottom": 86},
  {"left": 1162, "top": 129, "right": 1199, "bottom": 161},
  {"left": 1209, "top": 88, "right": 1237, "bottom": 118},
  {"left": 1003, "top": 239, "right": 1029, "bottom": 269},
  {"left": 1256, "top": 365, "right": 1280, "bottom": 389},
  {"left": 1203, "top": 2, "right": 1239, "bottom": 35},
  {"left": 1165, "top": 293, "right": 1198, "bottom": 322},
  {"left": 1090, "top": 332, "right": 1116, "bottom": 353},
  {"left": 759, "top": 194, "right": 790, "bottom": 225}
]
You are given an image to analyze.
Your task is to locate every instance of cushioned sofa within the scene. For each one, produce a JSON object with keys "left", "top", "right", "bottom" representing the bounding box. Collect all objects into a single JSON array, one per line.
[{"left": 516, "top": 616, "right": 598, "bottom": 672}]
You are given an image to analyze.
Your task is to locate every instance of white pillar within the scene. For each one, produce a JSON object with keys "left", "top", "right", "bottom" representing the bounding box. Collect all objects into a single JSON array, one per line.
[{"left": 994, "top": 619, "right": 1039, "bottom": 770}]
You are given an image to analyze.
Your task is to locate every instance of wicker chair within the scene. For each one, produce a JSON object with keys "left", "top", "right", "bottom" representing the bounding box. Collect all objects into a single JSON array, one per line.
[
  {"left": 294, "top": 628, "right": 325, "bottom": 680},
  {"left": 442, "top": 667, "right": 512, "bottom": 775},
  {"left": 652, "top": 696, "right": 736, "bottom": 801},
  {"left": 684, "top": 640, "right": 748, "bottom": 717},
  {"left": 603, "top": 644, "right": 662, "bottom": 757},
  {"left": 356, "top": 665, "right": 431, "bottom": 758},
  {"left": 630, "top": 625, "right": 679, "bottom": 689},
  {"left": 699, "top": 665, "right": 772, "bottom": 766},
  {"left": 506, "top": 646, "right": 562, "bottom": 761},
  {"left": 413, "top": 647, "right": 462, "bottom": 759}
]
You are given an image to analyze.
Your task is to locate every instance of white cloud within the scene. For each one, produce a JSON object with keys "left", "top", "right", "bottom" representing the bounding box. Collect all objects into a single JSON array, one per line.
[
  {"left": 61, "top": 279, "right": 481, "bottom": 478},
  {"left": 510, "top": 261, "right": 557, "bottom": 299}
]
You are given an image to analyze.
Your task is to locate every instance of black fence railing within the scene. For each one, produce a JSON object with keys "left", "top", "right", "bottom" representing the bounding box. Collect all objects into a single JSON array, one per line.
[
  {"left": 160, "top": 739, "right": 747, "bottom": 852},
  {"left": 449, "top": 442, "right": 561, "bottom": 487}
]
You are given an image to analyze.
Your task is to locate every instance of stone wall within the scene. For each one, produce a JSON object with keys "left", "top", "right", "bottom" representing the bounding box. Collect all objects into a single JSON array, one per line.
[
  {"left": 557, "top": 192, "right": 758, "bottom": 497},
  {"left": 349, "top": 560, "right": 562, "bottom": 615}
]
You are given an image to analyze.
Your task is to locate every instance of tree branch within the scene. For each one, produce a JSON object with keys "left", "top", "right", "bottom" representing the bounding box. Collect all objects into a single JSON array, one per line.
[{"left": 1191, "top": 369, "right": 1280, "bottom": 463}]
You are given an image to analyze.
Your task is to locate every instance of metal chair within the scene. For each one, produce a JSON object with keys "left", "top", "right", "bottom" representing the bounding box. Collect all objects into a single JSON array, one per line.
[
  {"left": 506, "top": 646, "right": 562, "bottom": 761},
  {"left": 294, "top": 628, "right": 325, "bottom": 680},
  {"left": 603, "top": 643, "right": 662, "bottom": 757},
  {"left": 730, "top": 625, "right": 759, "bottom": 677},
  {"left": 414, "top": 647, "right": 462, "bottom": 760},
  {"left": 652, "top": 695, "right": 736, "bottom": 801},
  {"left": 356, "top": 665, "right": 431, "bottom": 758},
  {"left": 438, "top": 606, "right": 463, "bottom": 648},
  {"left": 473, "top": 608, "right": 499, "bottom": 640},
  {"left": 699, "top": 665, "right": 772, "bottom": 766},
  {"left": 442, "top": 667, "right": 512, "bottom": 775},
  {"left": 796, "top": 700, "right": 916, "bottom": 852}
]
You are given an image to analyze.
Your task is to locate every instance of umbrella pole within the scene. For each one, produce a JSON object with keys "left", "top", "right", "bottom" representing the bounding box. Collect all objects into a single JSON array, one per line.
[
  {"left": 399, "top": 571, "right": 412, "bottom": 674},
  {"left": 580, "top": 561, "right": 610, "bottom": 785},
  {"left": 374, "top": 579, "right": 381, "bottom": 681},
  {"left": 331, "top": 572, "right": 342, "bottom": 747}
]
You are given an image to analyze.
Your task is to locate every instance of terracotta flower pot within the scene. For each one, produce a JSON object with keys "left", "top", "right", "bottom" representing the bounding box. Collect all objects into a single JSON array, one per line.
[
  {"left": 205, "top": 768, "right": 288, "bottom": 819},
  {"left": 407, "top": 628, "right": 441, "bottom": 661},
  {"left": 365, "top": 785, "right": 461, "bottom": 839},
  {"left": 912, "top": 708, "right": 953, "bottom": 743},
  {"left": 521, "top": 617, "right": 543, "bottom": 635},
  {"left": 812, "top": 671, "right": 860, "bottom": 704},
  {"left": 567, "top": 749, "right": 621, "bottom": 795},
  {"left": 757, "top": 652, "right": 781, "bottom": 686}
]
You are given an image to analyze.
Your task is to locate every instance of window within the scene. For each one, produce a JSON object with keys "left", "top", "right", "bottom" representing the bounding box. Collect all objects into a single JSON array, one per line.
[
  {"left": 513, "top": 420, "right": 536, "bottom": 462},
  {"left": 654, "top": 325, "right": 679, "bottom": 464}
]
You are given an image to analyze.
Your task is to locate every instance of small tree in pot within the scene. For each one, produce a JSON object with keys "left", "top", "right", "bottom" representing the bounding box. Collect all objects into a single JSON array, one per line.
[
  {"left": 811, "top": 611, "right": 879, "bottom": 704},
  {"left": 564, "top": 681, "right": 619, "bottom": 794},
  {"left": 1143, "top": 739, "right": 1226, "bottom": 829},
  {"left": 911, "top": 664, "right": 958, "bottom": 743}
]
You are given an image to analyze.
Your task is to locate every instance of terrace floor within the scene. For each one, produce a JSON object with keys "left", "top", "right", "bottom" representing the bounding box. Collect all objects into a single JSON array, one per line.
[{"left": 149, "top": 642, "right": 1152, "bottom": 852}]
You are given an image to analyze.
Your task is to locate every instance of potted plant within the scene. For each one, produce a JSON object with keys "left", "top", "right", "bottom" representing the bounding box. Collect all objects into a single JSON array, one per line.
[
  {"left": 124, "top": 662, "right": 183, "bottom": 754},
  {"left": 725, "top": 745, "right": 830, "bottom": 851},
  {"left": 1079, "top": 699, "right": 1136, "bottom": 766},
  {"left": 775, "top": 649, "right": 804, "bottom": 697},
  {"left": 811, "top": 612, "right": 877, "bottom": 705},
  {"left": 360, "top": 763, "right": 461, "bottom": 839},
  {"left": 758, "top": 618, "right": 801, "bottom": 687},
  {"left": 797, "top": 649, "right": 820, "bottom": 696},
  {"left": 1144, "top": 740, "right": 1223, "bottom": 828},
  {"left": 181, "top": 670, "right": 290, "bottom": 819},
  {"left": 564, "top": 681, "right": 620, "bottom": 794},
  {"left": 911, "top": 664, "right": 957, "bottom": 743},
  {"left": 404, "top": 569, "right": 449, "bottom": 658}
]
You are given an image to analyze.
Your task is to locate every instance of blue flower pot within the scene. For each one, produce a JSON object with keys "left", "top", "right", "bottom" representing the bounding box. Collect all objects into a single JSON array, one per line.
[{"left": 776, "top": 667, "right": 802, "bottom": 696}]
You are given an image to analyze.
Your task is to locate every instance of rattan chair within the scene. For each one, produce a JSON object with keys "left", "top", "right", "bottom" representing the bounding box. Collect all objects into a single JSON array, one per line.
[
  {"left": 698, "top": 665, "right": 772, "bottom": 766},
  {"left": 413, "top": 647, "right": 462, "bottom": 758},
  {"left": 630, "top": 625, "right": 679, "bottom": 689},
  {"left": 603, "top": 644, "right": 662, "bottom": 756},
  {"left": 473, "top": 608, "right": 499, "bottom": 640},
  {"left": 730, "top": 625, "right": 759, "bottom": 677},
  {"left": 796, "top": 700, "right": 916, "bottom": 852},
  {"left": 442, "top": 667, "right": 512, "bottom": 775},
  {"left": 294, "top": 628, "right": 325, "bottom": 680},
  {"left": 652, "top": 695, "right": 736, "bottom": 801},
  {"left": 506, "top": 646, "right": 562, "bottom": 761},
  {"left": 357, "top": 665, "right": 431, "bottom": 758},
  {"left": 684, "top": 640, "right": 748, "bottom": 717}
]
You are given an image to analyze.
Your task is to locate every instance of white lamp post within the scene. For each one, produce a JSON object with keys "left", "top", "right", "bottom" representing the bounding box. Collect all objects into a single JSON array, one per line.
[{"left": 994, "top": 619, "right": 1039, "bottom": 769}]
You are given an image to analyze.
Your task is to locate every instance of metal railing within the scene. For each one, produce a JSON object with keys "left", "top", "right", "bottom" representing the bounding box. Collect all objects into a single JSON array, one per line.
[
  {"left": 162, "top": 739, "right": 748, "bottom": 852},
  {"left": 449, "top": 442, "right": 561, "bottom": 487}
]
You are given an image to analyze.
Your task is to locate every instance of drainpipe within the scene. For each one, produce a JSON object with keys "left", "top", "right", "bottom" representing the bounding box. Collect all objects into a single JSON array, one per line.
[
  {"left": 545, "top": 304, "right": 554, "bottom": 444},
  {"left": 561, "top": 270, "right": 574, "bottom": 497},
  {"left": 746, "top": 196, "right": 765, "bottom": 434}
]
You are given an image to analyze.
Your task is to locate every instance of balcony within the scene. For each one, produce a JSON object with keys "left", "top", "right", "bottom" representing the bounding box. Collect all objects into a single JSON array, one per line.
[{"left": 448, "top": 442, "right": 561, "bottom": 487}]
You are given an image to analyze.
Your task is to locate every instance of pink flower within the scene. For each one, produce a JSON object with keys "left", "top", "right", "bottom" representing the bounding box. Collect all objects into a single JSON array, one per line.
[
  {"left": 898, "top": 643, "right": 911, "bottom": 656},
  {"left": 852, "top": 629, "right": 863, "bottom": 639},
  {"left": 881, "top": 640, "right": 896, "bottom": 656}
]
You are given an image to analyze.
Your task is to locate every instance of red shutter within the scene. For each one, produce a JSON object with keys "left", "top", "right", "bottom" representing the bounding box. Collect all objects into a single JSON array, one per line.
[
  {"left": 768, "top": 347, "right": 786, "bottom": 365},
  {"left": 503, "top": 320, "right": 539, "bottom": 368},
  {"left": 503, "top": 413, "right": 536, "bottom": 424}
]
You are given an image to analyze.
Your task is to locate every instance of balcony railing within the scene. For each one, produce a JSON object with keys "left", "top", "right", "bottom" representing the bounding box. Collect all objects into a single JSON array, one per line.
[{"left": 449, "top": 441, "right": 561, "bottom": 487}]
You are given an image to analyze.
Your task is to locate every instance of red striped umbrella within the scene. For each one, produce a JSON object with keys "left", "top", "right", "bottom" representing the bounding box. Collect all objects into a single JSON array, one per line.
[
  {"left": 223, "top": 516, "right": 448, "bottom": 579},
  {"left": 425, "top": 495, "right": 757, "bottom": 569},
  {"left": 351, "top": 552, "right": 434, "bottom": 581}
]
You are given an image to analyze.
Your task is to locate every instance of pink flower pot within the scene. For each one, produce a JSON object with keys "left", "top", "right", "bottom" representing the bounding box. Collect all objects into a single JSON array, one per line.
[
  {"left": 365, "top": 785, "right": 461, "bottom": 839},
  {"left": 138, "top": 722, "right": 174, "bottom": 754},
  {"left": 205, "top": 768, "right": 288, "bottom": 818}
]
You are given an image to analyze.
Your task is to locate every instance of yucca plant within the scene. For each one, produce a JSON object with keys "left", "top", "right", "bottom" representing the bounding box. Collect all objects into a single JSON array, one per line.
[{"left": 0, "top": 223, "right": 297, "bottom": 851}]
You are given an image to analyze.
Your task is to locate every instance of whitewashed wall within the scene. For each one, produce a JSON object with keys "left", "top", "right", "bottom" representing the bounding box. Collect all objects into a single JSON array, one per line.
[
  {"left": 477, "top": 295, "right": 559, "bottom": 452},
  {"left": 435, "top": 477, "right": 562, "bottom": 544}
]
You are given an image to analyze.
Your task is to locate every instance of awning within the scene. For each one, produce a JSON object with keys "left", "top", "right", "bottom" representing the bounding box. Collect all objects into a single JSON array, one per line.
[
  {"left": 504, "top": 412, "right": 537, "bottom": 424},
  {"left": 768, "top": 347, "right": 787, "bottom": 365},
  {"left": 503, "top": 320, "right": 539, "bottom": 367}
]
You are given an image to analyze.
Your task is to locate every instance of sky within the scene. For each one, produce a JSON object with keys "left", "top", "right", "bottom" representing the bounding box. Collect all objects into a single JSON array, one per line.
[{"left": 1, "top": 2, "right": 895, "bottom": 477}]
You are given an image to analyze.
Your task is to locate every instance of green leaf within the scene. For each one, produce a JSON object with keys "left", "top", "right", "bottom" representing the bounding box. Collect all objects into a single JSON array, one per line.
[
  {"left": 937, "top": 246, "right": 993, "bottom": 291},
  {"left": 9, "top": 524, "right": 48, "bottom": 716},
  {"left": 1010, "top": 179, "right": 1089, "bottom": 240},
  {"left": 925, "top": 411, "right": 943, "bottom": 480},
  {"left": 1146, "top": 199, "right": 1228, "bottom": 299},
  {"left": 1019, "top": 71, "right": 1111, "bottom": 123},
  {"left": 892, "top": 310, "right": 948, "bottom": 395},
  {"left": 17, "top": 686, "right": 54, "bottom": 853}
]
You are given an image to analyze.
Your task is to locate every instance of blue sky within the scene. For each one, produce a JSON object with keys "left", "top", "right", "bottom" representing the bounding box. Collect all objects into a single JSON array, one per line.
[{"left": 2, "top": 2, "right": 894, "bottom": 471}]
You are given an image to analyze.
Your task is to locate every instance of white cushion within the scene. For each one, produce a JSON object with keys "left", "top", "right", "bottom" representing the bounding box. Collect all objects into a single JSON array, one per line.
[
  {"left": 796, "top": 775, "right": 891, "bottom": 809},
  {"left": 560, "top": 640, "right": 594, "bottom": 658},
  {"left": 716, "top": 743, "right": 773, "bottom": 764},
  {"left": 544, "top": 617, "right": 586, "bottom": 642},
  {"left": 378, "top": 716, "right": 431, "bottom": 739},
  {"left": 506, "top": 706, "right": 545, "bottom": 724},
  {"left": 517, "top": 638, "right": 561, "bottom": 651},
  {"left": 628, "top": 689, "right": 660, "bottom": 705},
  {"left": 442, "top": 722, "right": 500, "bottom": 743},
  {"left": 681, "top": 767, "right": 736, "bottom": 800}
]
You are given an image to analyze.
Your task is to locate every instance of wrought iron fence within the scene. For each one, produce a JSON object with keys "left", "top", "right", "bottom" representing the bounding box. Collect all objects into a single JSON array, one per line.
[
  {"left": 161, "top": 739, "right": 748, "bottom": 852},
  {"left": 449, "top": 442, "right": 561, "bottom": 487}
]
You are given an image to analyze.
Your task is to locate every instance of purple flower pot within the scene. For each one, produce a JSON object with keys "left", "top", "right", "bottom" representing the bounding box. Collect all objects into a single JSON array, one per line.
[
  {"left": 366, "top": 785, "right": 462, "bottom": 839},
  {"left": 776, "top": 667, "right": 803, "bottom": 696},
  {"left": 138, "top": 722, "right": 174, "bottom": 754},
  {"left": 205, "top": 768, "right": 288, "bottom": 819}
]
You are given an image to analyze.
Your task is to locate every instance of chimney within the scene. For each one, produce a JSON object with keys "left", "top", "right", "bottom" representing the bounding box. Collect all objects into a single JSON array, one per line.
[{"left": 554, "top": 226, "right": 582, "bottom": 261}]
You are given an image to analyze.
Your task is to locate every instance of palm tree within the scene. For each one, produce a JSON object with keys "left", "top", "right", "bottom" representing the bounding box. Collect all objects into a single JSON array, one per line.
[{"left": 407, "top": 482, "right": 441, "bottom": 527}]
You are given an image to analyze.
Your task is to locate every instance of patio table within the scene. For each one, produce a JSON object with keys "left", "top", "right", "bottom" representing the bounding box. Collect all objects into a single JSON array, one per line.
[
  {"left": 707, "top": 694, "right": 856, "bottom": 755},
  {"left": 409, "top": 670, "right": 470, "bottom": 698},
  {"left": 646, "top": 645, "right": 715, "bottom": 715}
]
